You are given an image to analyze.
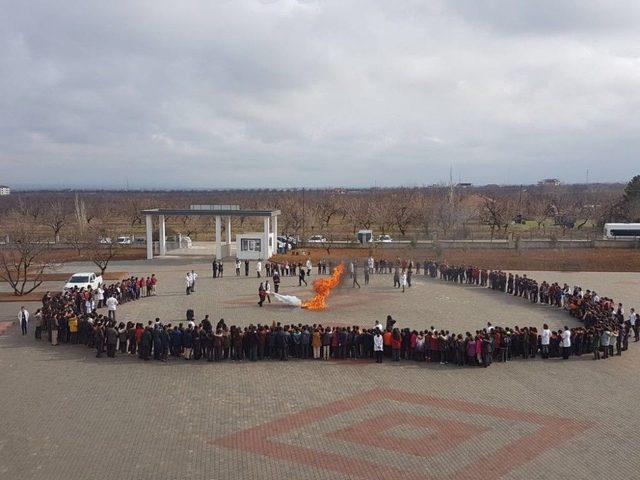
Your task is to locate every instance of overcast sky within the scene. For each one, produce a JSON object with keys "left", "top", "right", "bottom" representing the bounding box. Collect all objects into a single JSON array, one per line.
[{"left": 1, "top": 1, "right": 639, "bottom": 189}]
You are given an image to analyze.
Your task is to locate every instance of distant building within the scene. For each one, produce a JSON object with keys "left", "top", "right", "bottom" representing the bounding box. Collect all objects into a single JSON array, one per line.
[
  {"left": 538, "top": 178, "right": 561, "bottom": 186},
  {"left": 456, "top": 182, "right": 472, "bottom": 188},
  {"left": 0, "top": 185, "right": 10, "bottom": 195}
]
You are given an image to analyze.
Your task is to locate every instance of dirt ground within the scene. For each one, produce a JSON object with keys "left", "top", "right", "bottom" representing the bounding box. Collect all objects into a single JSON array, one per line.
[
  {"left": 273, "top": 247, "right": 640, "bottom": 272},
  {"left": 43, "top": 247, "right": 147, "bottom": 263}
]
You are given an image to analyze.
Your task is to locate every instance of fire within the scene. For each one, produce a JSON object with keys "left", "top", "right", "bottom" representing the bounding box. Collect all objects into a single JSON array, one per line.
[{"left": 302, "top": 264, "right": 345, "bottom": 311}]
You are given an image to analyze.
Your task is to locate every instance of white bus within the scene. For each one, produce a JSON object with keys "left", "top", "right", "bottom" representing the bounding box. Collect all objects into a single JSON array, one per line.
[{"left": 604, "top": 223, "right": 640, "bottom": 238}]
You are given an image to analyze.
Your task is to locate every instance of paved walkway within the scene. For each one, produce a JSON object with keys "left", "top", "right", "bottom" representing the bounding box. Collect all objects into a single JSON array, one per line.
[{"left": 1, "top": 259, "right": 639, "bottom": 479}]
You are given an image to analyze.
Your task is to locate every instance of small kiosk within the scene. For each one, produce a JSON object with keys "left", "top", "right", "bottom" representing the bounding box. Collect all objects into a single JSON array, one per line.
[{"left": 141, "top": 205, "right": 280, "bottom": 260}]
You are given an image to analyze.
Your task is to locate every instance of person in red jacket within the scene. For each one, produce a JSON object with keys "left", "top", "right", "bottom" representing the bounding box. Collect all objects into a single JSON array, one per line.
[
  {"left": 150, "top": 274, "right": 158, "bottom": 295},
  {"left": 391, "top": 328, "right": 402, "bottom": 361},
  {"left": 383, "top": 330, "right": 392, "bottom": 358}
]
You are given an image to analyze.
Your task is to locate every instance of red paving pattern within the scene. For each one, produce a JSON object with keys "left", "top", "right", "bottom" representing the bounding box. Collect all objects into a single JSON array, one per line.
[
  {"left": 330, "top": 415, "right": 488, "bottom": 458},
  {"left": 0, "top": 321, "right": 13, "bottom": 335},
  {"left": 213, "top": 388, "right": 591, "bottom": 480}
]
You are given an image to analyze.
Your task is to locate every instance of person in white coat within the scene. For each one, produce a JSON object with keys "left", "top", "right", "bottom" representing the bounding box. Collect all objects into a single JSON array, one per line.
[
  {"left": 400, "top": 271, "right": 408, "bottom": 293},
  {"left": 95, "top": 285, "right": 104, "bottom": 308},
  {"left": 561, "top": 326, "right": 571, "bottom": 360},
  {"left": 264, "top": 280, "right": 272, "bottom": 304},
  {"left": 541, "top": 324, "right": 552, "bottom": 359},
  {"left": 185, "top": 272, "right": 193, "bottom": 295},
  {"left": 373, "top": 331, "right": 384, "bottom": 363},
  {"left": 190, "top": 270, "right": 198, "bottom": 293},
  {"left": 19, "top": 306, "right": 29, "bottom": 335},
  {"left": 105, "top": 295, "right": 118, "bottom": 321},
  {"left": 256, "top": 261, "right": 262, "bottom": 278}
]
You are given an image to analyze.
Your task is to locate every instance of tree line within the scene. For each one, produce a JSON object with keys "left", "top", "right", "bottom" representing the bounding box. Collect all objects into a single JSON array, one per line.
[{"left": 0, "top": 178, "right": 638, "bottom": 296}]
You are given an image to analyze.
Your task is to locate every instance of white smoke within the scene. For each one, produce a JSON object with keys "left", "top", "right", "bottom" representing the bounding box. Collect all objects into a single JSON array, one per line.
[{"left": 273, "top": 293, "right": 302, "bottom": 307}]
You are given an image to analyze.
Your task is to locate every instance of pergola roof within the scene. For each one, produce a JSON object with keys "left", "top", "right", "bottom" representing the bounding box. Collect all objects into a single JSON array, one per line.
[{"left": 141, "top": 208, "right": 280, "bottom": 217}]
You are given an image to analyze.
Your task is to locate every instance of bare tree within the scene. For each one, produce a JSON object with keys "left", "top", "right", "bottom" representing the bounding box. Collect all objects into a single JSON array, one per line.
[
  {"left": 85, "top": 222, "right": 121, "bottom": 275},
  {"left": 313, "top": 196, "right": 341, "bottom": 231},
  {"left": 389, "top": 190, "right": 416, "bottom": 237},
  {"left": 43, "top": 200, "right": 67, "bottom": 243},
  {"left": 433, "top": 194, "right": 458, "bottom": 238},
  {"left": 343, "top": 196, "right": 374, "bottom": 234},
  {"left": 0, "top": 218, "right": 53, "bottom": 296},
  {"left": 74, "top": 194, "right": 88, "bottom": 235},
  {"left": 479, "top": 195, "right": 514, "bottom": 240},
  {"left": 177, "top": 215, "right": 198, "bottom": 238},
  {"left": 372, "top": 198, "right": 394, "bottom": 235},
  {"left": 124, "top": 198, "right": 144, "bottom": 228},
  {"left": 16, "top": 196, "right": 44, "bottom": 222},
  {"left": 278, "top": 197, "right": 307, "bottom": 238},
  {"left": 415, "top": 192, "right": 435, "bottom": 238},
  {"left": 526, "top": 194, "right": 551, "bottom": 234}
]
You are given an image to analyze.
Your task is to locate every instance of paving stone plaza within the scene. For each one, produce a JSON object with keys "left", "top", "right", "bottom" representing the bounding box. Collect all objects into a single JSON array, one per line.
[{"left": 1, "top": 257, "right": 640, "bottom": 480}]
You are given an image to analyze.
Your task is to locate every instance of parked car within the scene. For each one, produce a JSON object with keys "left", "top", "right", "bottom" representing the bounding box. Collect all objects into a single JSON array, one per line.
[
  {"left": 117, "top": 236, "right": 132, "bottom": 245},
  {"left": 376, "top": 234, "right": 393, "bottom": 243},
  {"left": 63, "top": 272, "right": 103, "bottom": 292},
  {"left": 307, "top": 235, "right": 327, "bottom": 244},
  {"left": 166, "top": 235, "right": 193, "bottom": 248},
  {"left": 99, "top": 237, "right": 112, "bottom": 244},
  {"left": 277, "top": 235, "right": 299, "bottom": 247}
]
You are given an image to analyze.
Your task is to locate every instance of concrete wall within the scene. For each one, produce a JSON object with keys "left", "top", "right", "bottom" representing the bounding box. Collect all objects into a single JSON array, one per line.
[{"left": 312, "top": 238, "right": 640, "bottom": 250}]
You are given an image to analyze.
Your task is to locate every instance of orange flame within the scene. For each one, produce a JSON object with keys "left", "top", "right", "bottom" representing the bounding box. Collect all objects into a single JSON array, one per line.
[{"left": 302, "top": 264, "right": 345, "bottom": 310}]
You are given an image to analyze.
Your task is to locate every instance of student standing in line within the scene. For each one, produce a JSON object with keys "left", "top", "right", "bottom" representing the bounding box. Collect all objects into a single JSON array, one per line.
[{"left": 374, "top": 330, "right": 384, "bottom": 363}]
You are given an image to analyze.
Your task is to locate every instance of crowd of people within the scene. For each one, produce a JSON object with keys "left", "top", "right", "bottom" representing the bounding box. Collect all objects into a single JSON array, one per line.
[
  {"left": 24, "top": 259, "right": 637, "bottom": 366},
  {"left": 22, "top": 275, "right": 158, "bottom": 346}
]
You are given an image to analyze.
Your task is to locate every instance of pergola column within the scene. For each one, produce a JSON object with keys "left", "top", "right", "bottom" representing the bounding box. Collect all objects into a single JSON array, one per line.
[
  {"left": 215, "top": 215, "right": 222, "bottom": 259},
  {"left": 263, "top": 216, "right": 270, "bottom": 260},
  {"left": 272, "top": 214, "right": 278, "bottom": 254},
  {"left": 159, "top": 214, "right": 166, "bottom": 256},
  {"left": 226, "top": 217, "right": 232, "bottom": 244},
  {"left": 145, "top": 215, "right": 153, "bottom": 260}
]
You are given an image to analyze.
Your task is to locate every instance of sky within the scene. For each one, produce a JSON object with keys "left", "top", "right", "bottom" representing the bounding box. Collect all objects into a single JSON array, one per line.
[{"left": 1, "top": 0, "right": 640, "bottom": 189}]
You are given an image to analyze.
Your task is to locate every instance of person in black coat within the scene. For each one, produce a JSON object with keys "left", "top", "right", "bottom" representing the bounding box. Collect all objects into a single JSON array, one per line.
[
  {"left": 105, "top": 324, "right": 118, "bottom": 358},
  {"left": 128, "top": 323, "right": 137, "bottom": 355},
  {"left": 246, "top": 327, "right": 259, "bottom": 361},
  {"left": 203, "top": 330, "right": 213, "bottom": 362},
  {"left": 182, "top": 326, "right": 194, "bottom": 359},
  {"left": 95, "top": 323, "right": 105, "bottom": 358},
  {"left": 482, "top": 335, "right": 494, "bottom": 367},
  {"left": 153, "top": 327, "right": 162, "bottom": 360},
  {"left": 160, "top": 326, "right": 170, "bottom": 362},
  {"left": 170, "top": 327, "right": 183, "bottom": 357},
  {"left": 385, "top": 315, "right": 396, "bottom": 331},
  {"left": 192, "top": 327, "right": 202, "bottom": 360},
  {"left": 140, "top": 327, "right": 152, "bottom": 360}
]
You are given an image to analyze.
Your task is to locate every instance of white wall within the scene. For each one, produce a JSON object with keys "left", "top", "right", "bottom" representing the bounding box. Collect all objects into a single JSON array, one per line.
[{"left": 236, "top": 233, "right": 274, "bottom": 260}]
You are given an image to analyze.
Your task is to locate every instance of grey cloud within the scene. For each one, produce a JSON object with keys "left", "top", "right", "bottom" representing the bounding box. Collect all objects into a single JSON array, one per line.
[{"left": 0, "top": 0, "right": 639, "bottom": 189}]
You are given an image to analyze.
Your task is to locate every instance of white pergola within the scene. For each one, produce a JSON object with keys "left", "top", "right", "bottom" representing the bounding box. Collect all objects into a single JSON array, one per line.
[{"left": 141, "top": 205, "right": 280, "bottom": 260}]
